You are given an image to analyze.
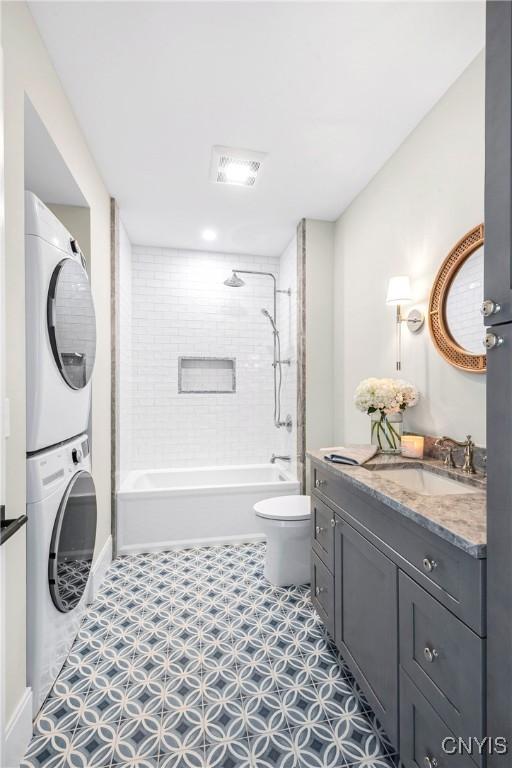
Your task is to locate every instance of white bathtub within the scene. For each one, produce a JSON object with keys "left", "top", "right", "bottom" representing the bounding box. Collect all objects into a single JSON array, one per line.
[{"left": 116, "top": 464, "right": 300, "bottom": 554}]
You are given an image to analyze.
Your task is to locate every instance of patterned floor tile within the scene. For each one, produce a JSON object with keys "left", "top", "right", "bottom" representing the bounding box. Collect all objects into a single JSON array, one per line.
[
  {"left": 280, "top": 685, "right": 327, "bottom": 728},
  {"left": 243, "top": 691, "right": 288, "bottom": 737},
  {"left": 290, "top": 722, "right": 343, "bottom": 768},
  {"left": 204, "top": 738, "right": 251, "bottom": 768},
  {"left": 203, "top": 699, "right": 247, "bottom": 743},
  {"left": 22, "top": 543, "right": 396, "bottom": 768},
  {"left": 250, "top": 730, "right": 300, "bottom": 768}
]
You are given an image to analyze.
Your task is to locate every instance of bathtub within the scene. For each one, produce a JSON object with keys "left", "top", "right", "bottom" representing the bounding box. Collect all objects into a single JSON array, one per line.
[{"left": 116, "top": 464, "right": 300, "bottom": 554}]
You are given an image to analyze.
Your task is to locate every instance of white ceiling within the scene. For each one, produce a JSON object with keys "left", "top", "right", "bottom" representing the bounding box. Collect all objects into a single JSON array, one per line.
[{"left": 30, "top": 1, "right": 485, "bottom": 256}]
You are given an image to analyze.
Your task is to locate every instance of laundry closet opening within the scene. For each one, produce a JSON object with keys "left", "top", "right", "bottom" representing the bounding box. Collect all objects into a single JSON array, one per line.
[{"left": 23, "top": 97, "right": 99, "bottom": 714}]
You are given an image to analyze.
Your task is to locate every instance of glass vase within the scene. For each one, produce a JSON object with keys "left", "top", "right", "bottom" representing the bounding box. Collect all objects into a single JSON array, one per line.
[{"left": 370, "top": 412, "right": 403, "bottom": 454}]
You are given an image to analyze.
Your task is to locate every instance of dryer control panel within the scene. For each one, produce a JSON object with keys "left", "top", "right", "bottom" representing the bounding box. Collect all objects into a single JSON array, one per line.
[{"left": 26, "top": 434, "right": 92, "bottom": 505}]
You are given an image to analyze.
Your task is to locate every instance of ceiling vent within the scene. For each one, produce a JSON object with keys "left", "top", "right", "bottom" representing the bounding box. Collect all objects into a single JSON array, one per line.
[{"left": 210, "top": 146, "right": 266, "bottom": 187}]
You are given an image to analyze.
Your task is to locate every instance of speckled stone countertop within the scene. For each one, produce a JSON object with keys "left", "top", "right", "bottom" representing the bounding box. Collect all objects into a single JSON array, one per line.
[{"left": 307, "top": 449, "right": 487, "bottom": 559}]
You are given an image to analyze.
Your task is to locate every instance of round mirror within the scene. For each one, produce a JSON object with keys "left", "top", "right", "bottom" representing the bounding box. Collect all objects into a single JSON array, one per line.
[
  {"left": 428, "top": 225, "right": 486, "bottom": 373},
  {"left": 47, "top": 259, "right": 96, "bottom": 389},
  {"left": 444, "top": 245, "right": 484, "bottom": 355}
]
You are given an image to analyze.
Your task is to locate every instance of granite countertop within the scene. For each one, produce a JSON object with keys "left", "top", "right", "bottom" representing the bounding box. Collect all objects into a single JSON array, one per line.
[{"left": 307, "top": 449, "right": 486, "bottom": 558}]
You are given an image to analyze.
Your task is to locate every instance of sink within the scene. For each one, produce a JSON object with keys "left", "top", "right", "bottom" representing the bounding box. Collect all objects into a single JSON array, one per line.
[{"left": 374, "top": 467, "right": 478, "bottom": 496}]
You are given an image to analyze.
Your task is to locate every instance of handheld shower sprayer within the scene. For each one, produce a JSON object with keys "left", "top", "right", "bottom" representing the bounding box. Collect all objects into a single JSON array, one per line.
[{"left": 261, "top": 308, "right": 279, "bottom": 335}]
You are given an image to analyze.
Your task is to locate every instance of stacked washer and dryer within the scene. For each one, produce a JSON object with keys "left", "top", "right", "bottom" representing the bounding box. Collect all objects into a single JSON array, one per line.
[{"left": 25, "top": 191, "right": 98, "bottom": 715}]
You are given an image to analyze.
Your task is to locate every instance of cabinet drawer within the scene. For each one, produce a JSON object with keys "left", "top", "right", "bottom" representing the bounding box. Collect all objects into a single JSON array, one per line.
[
  {"left": 311, "top": 550, "right": 334, "bottom": 637},
  {"left": 399, "top": 573, "right": 484, "bottom": 741},
  {"left": 400, "top": 671, "right": 470, "bottom": 767},
  {"left": 311, "top": 495, "right": 335, "bottom": 570},
  {"left": 312, "top": 464, "right": 345, "bottom": 509}
]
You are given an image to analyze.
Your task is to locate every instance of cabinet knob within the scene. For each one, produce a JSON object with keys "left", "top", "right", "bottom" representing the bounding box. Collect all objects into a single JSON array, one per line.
[
  {"left": 423, "top": 646, "right": 439, "bottom": 663},
  {"left": 315, "top": 479, "right": 326, "bottom": 489},
  {"left": 423, "top": 757, "right": 439, "bottom": 768},
  {"left": 481, "top": 298, "right": 501, "bottom": 317},
  {"left": 315, "top": 525, "right": 326, "bottom": 535},
  {"left": 422, "top": 557, "right": 438, "bottom": 573},
  {"left": 330, "top": 517, "right": 336, "bottom": 528},
  {"left": 484, "top": 331, "right": 504, "bottom": 350},
  {"left": 315, "top": 586, "right": 325, "bottom": 596}
]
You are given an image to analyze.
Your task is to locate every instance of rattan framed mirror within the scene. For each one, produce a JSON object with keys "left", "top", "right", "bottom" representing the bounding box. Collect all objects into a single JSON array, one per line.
[{"left": 428, "top": 224, "right": 486, "bottom": 373}]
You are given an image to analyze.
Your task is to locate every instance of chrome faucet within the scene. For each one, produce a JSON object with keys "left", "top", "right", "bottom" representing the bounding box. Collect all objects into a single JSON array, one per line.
[
  {"left": 270, "top": 454, "right": 291, "bottom": 464},
  {"left": 434, "top": 435, "right": 476, "bottom": 475}
]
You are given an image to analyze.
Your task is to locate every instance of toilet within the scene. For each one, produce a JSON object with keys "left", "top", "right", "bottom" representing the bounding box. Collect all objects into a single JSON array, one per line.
[{"left": 254, "top": 495, "right": 311, "bottom": 587}]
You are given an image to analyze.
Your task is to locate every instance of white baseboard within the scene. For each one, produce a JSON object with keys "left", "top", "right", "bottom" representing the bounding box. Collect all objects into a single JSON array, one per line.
[
  {"left": 88, "top": 535, "right": 112, "bottom": 602},
  {"left": 4, "top": 688, "right": 32, "bottom": 768},
  {"left": 117, "top": 532, "right": 266, "bottom": 556}
]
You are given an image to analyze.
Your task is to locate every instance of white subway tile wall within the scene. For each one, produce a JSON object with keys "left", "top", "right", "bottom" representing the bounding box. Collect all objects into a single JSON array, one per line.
[{"left": 119, "top": 243, "right": 297, "bottom": 472}]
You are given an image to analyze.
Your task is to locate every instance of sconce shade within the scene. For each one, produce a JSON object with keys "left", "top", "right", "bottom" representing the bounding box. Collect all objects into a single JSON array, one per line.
[{"left": 386, "top": 275, "right": 412, "bottom": 306}]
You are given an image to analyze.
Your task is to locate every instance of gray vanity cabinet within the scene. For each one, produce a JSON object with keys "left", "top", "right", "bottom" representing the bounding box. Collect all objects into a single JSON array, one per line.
[
  {"left": 333, "top": 516, "right": 398, "bottom": 746},
  {"left": 310, "top": 457, "right": 486, "bottom": 765}
]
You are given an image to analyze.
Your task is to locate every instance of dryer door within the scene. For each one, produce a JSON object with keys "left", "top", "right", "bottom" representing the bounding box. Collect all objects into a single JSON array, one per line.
[
  {"left": 47, "top": 258, "right": 96, "bottom": 390},
  {"left": 49, "top": 470, "right": 97, "bottom": 613}
]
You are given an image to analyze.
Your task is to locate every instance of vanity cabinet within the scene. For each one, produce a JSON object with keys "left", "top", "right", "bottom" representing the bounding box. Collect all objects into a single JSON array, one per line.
[{"left": 310, "top": 457, "right": 486, "bottom": 766}]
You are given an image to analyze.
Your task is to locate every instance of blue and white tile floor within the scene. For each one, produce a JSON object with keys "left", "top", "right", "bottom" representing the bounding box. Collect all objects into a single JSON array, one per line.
[{"left": 22, "top": 543, "right": 398, "bottom": 768}]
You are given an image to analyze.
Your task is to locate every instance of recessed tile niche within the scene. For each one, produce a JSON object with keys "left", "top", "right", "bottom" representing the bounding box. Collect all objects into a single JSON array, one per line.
[{"left": 178, "top": 356, "right": 236, "bottom": 394}]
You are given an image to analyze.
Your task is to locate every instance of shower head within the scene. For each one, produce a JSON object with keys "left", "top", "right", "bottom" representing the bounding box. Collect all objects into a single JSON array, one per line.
[
  {"left": 224, "top": 271, "right": 245, "bottom": 288},
  {"left": 261, "top": 308, "right": 279, "bottom": 334}
]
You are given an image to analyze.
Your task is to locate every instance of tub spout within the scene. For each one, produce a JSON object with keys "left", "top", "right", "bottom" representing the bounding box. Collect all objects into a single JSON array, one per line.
[{"left": 270, "top": 454, "right": 291, "bottom": 464}]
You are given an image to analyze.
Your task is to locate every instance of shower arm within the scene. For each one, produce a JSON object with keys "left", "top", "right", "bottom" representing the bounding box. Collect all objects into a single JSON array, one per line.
[{"left": 228, "top": 270, "right": 277, "bottom": 323}]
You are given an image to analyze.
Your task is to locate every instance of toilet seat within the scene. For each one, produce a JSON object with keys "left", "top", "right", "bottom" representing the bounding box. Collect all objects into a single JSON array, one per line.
[{"left": 254, "top": 494, "right": 310, "bottom": 522}]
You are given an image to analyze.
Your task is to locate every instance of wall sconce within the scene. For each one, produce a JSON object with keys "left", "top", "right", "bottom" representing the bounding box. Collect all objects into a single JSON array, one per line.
[{"left": 386, "top": 275, "right": 424, "bottom": 371}]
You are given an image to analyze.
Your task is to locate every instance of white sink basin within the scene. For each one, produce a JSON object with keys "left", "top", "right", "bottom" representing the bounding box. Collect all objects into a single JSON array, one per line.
[{"left": 374, "top": 467, "right": 478, "bottom": 496}]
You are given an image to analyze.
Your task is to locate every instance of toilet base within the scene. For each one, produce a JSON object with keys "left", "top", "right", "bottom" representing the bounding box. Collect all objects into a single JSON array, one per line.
[{"left": 261, "top": 518, "right": 310, "bottom": 587}]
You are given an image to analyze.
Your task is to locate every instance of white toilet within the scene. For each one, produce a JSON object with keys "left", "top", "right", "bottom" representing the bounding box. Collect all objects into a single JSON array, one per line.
[{"left": 254, "top": 495, "right": 311, "bottom": 587}]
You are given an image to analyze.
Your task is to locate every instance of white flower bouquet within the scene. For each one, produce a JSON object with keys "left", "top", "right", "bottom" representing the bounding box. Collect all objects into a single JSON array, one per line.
[{"left": 354, "top": 378, "right": 419, "bottom": 452}]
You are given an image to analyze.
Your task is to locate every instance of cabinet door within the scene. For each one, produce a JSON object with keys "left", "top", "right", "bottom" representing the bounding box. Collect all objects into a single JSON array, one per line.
[
  {"left": 334, "top": 516, "right": 398, "bottom": 747},
  {"left": 485, "top": 1, "right": 512, "bottom": 324},
  {"left": 486, "top": 320, "right": 512, "bottom": 752}
]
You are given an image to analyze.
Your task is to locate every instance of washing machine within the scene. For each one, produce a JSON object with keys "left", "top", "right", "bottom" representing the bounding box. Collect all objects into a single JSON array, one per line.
[
  {"left": 27, "top": 434, "right": 97, "bottom": 715},
  {"left": 25, "top": 191, "right": 96, "bottom": 453}
]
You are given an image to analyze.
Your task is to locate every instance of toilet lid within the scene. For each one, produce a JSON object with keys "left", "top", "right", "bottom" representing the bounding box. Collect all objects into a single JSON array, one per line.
[{"left": 254, "top": 495, "right": 311, "bottom": 521}]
